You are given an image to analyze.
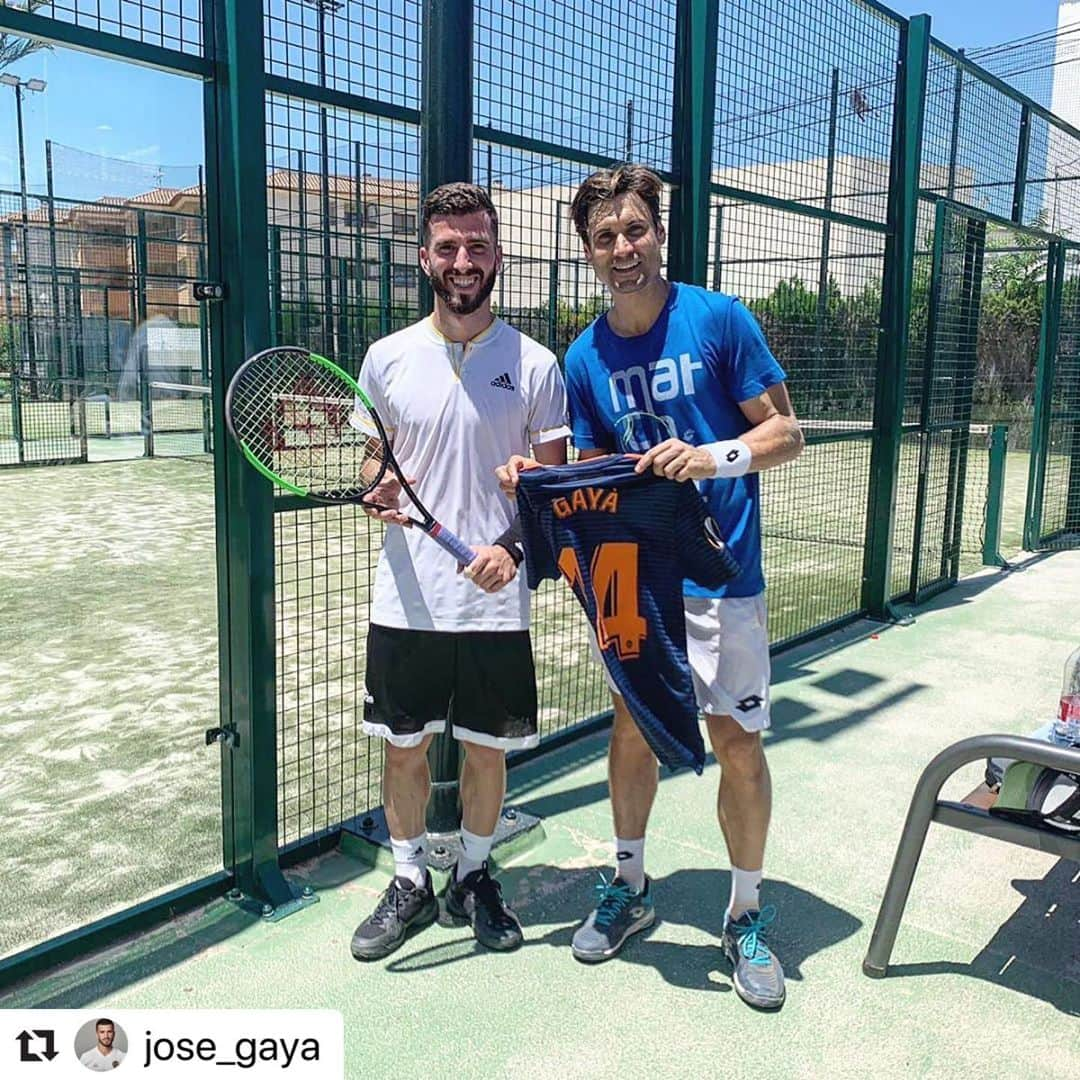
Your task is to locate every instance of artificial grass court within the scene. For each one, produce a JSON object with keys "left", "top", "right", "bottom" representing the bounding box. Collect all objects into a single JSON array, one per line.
[
  {"left": 0, "top": 455, "right": 607, "bottom": 955},
  {"left": 0, "top": 459, "right": 222, "bottom": 959},
  {"left": 3, "top": 548, "right": 1077, "bottom": 1079},
  {"left": 0, "top": 442, "right": 1032, "bottom": 961}
]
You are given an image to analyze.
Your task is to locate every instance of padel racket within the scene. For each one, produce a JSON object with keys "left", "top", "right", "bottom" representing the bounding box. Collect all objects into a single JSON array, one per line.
[{"left": 224, "top": 345, "right": 477, "bottom": 566}]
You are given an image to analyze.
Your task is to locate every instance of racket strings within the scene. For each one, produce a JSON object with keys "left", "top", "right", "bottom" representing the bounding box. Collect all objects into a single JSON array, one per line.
[{"left": 230, "top": 349, "right": 383, "bottom": 498}]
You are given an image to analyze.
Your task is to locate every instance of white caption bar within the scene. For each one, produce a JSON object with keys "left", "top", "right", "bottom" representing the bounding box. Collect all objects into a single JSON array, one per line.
[{"left": 1, "top": 1010, "right": 343, "bottom": 1079}]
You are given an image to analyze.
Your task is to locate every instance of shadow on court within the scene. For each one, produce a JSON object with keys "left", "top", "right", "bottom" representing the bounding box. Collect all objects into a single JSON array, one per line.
[
  {"left": 768, "top": 681, "right": 927, "bottom": 748},
  {"left": 511, "top": 673, "right": 928, "bottom": 822},
  {"left": 882, "top": 859, "right": 1080, "bottom": 1017},
  {"left": 0, "top": 901, "right": 258, "bottom": 1009},
  {"left": 384, "top": 867, "right": 861, "bottom": 996}
]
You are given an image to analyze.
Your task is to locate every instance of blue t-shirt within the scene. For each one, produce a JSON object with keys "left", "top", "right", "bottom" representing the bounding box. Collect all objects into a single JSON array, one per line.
[
  {"left": 563, "top": 283, "right": 787, "bottom": 598},
  {"left": 517, "top": 455, "right": 740, "bottom": 772}
]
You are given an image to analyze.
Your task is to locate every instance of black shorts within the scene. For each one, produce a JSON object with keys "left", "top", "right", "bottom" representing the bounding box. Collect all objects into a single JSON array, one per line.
[{"left": 362, "top": 624, "right": 539, "bottom": 750}]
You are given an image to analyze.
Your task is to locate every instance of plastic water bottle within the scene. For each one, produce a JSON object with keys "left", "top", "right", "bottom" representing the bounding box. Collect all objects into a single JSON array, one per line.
[{"left": 1052, "top": 645, "right": 1080, "bottom": 747}]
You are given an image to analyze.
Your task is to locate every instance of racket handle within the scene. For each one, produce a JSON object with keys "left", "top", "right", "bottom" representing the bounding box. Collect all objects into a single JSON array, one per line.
[{"left": 427, "top": 523, "right": 477, "bottom": 566}]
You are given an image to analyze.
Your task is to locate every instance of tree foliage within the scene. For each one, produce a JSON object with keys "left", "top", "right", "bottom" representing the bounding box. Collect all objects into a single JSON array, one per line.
[{"left": 739, "top": 222, "right": 1051, "bottom": 422}]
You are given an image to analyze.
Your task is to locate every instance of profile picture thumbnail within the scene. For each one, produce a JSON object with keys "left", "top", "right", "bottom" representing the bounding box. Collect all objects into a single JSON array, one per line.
[{"left": 74, "top": 1017, "right": 127, "bottom": 1071}]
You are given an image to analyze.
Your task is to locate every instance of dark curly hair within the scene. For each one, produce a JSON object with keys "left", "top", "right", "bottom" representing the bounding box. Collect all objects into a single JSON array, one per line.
[{"left": 421, "top": 182, "right": 499, "bottom": 241}]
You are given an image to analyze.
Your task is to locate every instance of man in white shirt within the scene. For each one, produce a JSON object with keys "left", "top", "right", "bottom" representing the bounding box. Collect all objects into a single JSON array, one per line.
[
  {"left": 350, "top": 182, "right": 569, "bottom": 962},
  {"left": 79, "top": 1019, "right": 125, "bottom": 1070}
]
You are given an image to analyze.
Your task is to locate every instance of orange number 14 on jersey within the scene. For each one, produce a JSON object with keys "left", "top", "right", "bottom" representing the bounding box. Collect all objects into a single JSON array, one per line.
[{"left": 558, "top": 543, "right": 648, "bottom": 660}]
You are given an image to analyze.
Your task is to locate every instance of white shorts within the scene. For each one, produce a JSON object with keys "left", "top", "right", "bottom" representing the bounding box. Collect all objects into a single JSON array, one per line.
[{"left": 590, "top": 592, "right": 772, "bottom": 733}]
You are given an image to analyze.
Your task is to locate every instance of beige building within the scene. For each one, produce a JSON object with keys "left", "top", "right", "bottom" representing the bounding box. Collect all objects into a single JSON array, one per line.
[{"left": 5, "top": 153, "right": 965, "bottom": 346}]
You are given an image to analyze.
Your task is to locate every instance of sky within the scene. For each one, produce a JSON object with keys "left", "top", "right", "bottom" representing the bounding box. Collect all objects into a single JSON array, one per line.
[
  {"left": 0, "top": 0, "right": 1069, "bottom": 202},
  {"left": 891, "top": 0, "right": 1061, "bottom": 48},
  {"left": 0, "top": 44, "right": 203, "bottom": 199}
]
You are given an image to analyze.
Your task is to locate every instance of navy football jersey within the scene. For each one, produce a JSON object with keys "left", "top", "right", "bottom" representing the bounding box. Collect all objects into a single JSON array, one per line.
[{"left": 516, "top": 455, "right": 740, "bottom": 772}]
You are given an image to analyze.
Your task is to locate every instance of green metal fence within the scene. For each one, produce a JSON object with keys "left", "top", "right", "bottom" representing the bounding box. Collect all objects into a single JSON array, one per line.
[{"left": 1, "top": 0, "right": 1078, "bottom": 981}]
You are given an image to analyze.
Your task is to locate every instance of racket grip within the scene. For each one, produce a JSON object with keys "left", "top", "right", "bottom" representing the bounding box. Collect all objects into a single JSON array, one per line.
[{"left": 428, "top": 523, "right": 477, "bottom": 566}]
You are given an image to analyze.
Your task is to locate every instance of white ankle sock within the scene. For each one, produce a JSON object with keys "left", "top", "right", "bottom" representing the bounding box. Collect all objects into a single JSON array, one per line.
[
  {"left": 456, "top": 826, "right": 494, "bottom": 881},
  {"left": 390, "top": 832, "right": 428, "bottom": 887},
  {"left": 727, "top": 866, "right": 763, "bottom": 922},
  {"left": 614, "top": 837, "right": 646, "bottom": 892}
]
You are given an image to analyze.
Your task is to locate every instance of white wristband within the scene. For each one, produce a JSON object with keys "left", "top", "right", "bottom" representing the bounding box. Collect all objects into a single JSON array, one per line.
[{"left": 702, "top": 439, "right": 752, "bottom": 479}]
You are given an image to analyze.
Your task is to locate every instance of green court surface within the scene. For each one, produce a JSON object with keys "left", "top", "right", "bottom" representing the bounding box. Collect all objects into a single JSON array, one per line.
[{"left": 3, "top": 549, "right": 1077, "bottom": 1078}]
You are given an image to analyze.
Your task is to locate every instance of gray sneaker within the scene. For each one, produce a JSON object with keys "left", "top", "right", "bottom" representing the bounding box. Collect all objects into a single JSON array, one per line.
[
  {"left": 571, "top": 875, "right": 655, "bottom": 963},
  {"left": 350, "top": 874, "right": 438, "bottom": 961},
  {"left": 721, "top": 906, "right": 786, "bottom": 1009}
]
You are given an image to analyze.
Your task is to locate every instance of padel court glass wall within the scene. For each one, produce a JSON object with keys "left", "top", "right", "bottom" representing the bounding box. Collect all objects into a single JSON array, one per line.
[{"left": 0, "top": 0, "right": 1078, "bottom": 977}]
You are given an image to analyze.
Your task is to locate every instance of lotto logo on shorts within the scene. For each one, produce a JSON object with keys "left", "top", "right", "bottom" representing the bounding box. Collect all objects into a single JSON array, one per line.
[{"left": 735, "top": 695, "right": 764, "bottom": 713}]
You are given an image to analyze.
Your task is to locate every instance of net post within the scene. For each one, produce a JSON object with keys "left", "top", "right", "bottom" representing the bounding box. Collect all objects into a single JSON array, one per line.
[{"left": 983, "top": 424, "right": 1009, "bottom": 567}]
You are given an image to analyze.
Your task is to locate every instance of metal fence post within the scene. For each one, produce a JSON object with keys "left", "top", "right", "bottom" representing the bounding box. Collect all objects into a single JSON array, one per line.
[
  {"left": 1012, "top": 104, "right": 1031, "bottom": 226},
  {"left": 204, "top": 0, "right": 305, "bottom": 915},
  {"left": 668, "top": 0, "right": 719, "bottom": 286},
  {"left": 1024, "top": 241, "right": 1064, "bottom": 549},
  {"left": 197, "top": 220, "right": 212, "bottom": 453},
  {"left": 337, "top": 256, "right": 350, "bottom": 360},
  {"left": 3, "top": 222, "right": 24, "bottom": 463},
  {"left": 269, "top": 224, "right": 283, "bottom": 345},
  {"left": 907, "top": 200, "right": 948, "bottom": 600},
  {"left": 45, "top": 141, "right": 64, "bottom": 386},
  {"left": 379, "top": 236, "right": 391, "bottom": 339},
  {"left": 420, "top": 0, "right": 474, "bottom": 836},
  {"left": 135, "top": 209, "right": 153, "bottom": 457},
  {"left": 546, "top": 260, "right": 559, "bottom": 352},
  {"left": 815, "top": 68, "right": 841, "bottom": 359},
  {"left": 296, "top": 148, "right": 308, "bottom": 340},
  {"left": 941, "top": 217, "right": 986, "bottom": 581},
  {"left": 862, "top": 13, "right": 931, "bottom": 618}
]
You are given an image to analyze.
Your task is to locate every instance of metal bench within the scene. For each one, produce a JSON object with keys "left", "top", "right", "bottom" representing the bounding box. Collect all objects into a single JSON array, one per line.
[{"left": 863, "top": 734, "right": 1080, "bottom": 977}]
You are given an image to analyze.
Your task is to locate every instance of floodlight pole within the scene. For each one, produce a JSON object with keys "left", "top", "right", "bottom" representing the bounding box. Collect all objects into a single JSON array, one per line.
[{"left": 3, "top": 76, "right": 45, "bottom": 389}]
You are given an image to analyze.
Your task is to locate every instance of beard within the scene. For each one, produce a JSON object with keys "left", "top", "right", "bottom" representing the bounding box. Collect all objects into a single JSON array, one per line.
[{"left": 429, "top": 265, "right": 497, "bottom": 315}]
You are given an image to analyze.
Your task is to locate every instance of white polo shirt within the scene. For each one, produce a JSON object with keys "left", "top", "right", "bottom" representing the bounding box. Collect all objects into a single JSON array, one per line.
[{"left": 355, "top": 316, "right": 569, "bottom": 631}]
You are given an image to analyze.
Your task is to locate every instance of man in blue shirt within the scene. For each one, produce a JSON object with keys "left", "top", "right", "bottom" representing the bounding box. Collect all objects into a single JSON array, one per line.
[{"left": 499, "top": 164, "right": 803, "bottom": 1009}]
